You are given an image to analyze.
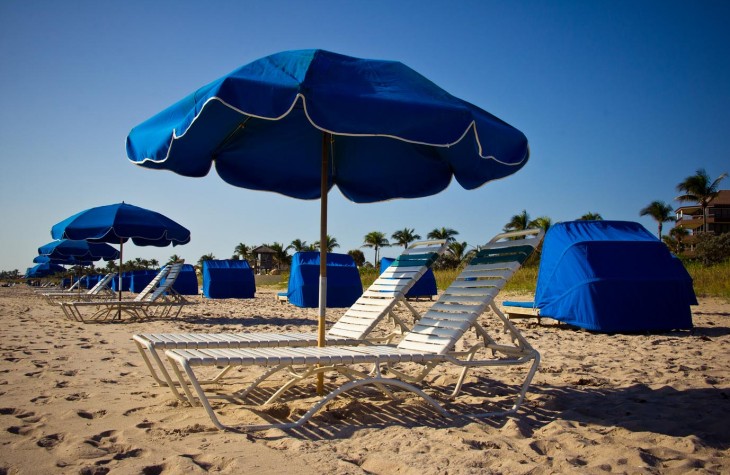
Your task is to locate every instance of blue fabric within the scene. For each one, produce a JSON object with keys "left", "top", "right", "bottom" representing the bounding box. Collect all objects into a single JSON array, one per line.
[
  {"left": 129, "top": 270, "right": 156, "bottom": 293},
  {"left": 25, "top": 262, "right": 66, "bottom": 278},
  {"left": 169, "top": 263, "right": 198, "bottom": 295},
  {"left": 126, "top": 49, "right": 529, "bottom": 203},
  {"left": 380, "top": 257, "right": 437, "bottom": 298},
  {"left": 111, "top": 273, "right": 131, "bottom": 292},
  {"left": 202, "top": 260, "right": 255, "bottom": 299},
  {"left": 534, "top": 221, "right": 696, "bottom": 332},
  {"left": 286, "top": 252, "right": 362, "bottom": 308},
  {"left": 51, "top": 202, "right": 190, "bottom": 247},
  {"left": 39, "top": 239, "right": 119, "bottom": 261},
  {"left": 33, "top": 254, "right": 94, "bottom": 266},
  {"left": 502, "top": 301, "right": 536, "bottom": 309}
]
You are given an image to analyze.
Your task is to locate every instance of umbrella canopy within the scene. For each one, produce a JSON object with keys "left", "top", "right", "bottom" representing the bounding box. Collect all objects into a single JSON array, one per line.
[
  {"left": 127, "top": 49, "right": 528, "bottom": 202},
  {"left": 33, "top": 255, "right": 94, "bottom": 266},
  {"left": 38, "top": 239, "right": 120, "bottom": 261},
  {"left": 51, "top": 202, "right": 191, "bottom": 305},
  {"left": 125, "top": 49, "right": 529, "bottom": 388},
  {"left": 25, "top": 262, "right": 66, "bottom": 278},
  {"left": 51, "top": 202, "right": 190, "bottom": 247}
]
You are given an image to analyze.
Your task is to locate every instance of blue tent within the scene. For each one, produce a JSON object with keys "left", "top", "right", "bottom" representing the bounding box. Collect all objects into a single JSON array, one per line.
[
  {"left": 380, "top": 257, "right": 437, "bottom": 299},
  {"left": 170, "top": 263, "right": 199, "bottom": 295},
  {"left": 130, "top": 269, "right": 157, "bottom": 293},
  {"left": 203, "top": 260, "right": 255, "bottom": 299},
  {"left": 285, "top": 252, "right": 362, "bottom": 308},
  {"left": 532, "top": 220, "right": 696, "bottom": 332}
]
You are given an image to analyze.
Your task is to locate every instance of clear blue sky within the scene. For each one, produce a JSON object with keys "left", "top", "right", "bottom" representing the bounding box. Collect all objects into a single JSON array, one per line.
[{"left": 1, "top": 0, "right": 729, "bottom": 273}]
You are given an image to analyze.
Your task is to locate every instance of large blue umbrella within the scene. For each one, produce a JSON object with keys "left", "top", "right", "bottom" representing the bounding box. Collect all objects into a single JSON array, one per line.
[
  {"left": 125, "top": 49, "right": 529, "bottom": 373},
  {"left": 51, "top": 202, "right": 191, "bottom": 303}
]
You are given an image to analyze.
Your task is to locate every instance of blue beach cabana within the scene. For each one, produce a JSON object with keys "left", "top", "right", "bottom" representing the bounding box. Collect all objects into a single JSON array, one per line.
[
  {"left": 203, "top": 259, "right": 255, "bottom": 299},
  {"left": 380, "top": 256, "right": 437, "bottom": 299},
  {"left": 506, "top": 220, "right": 696, "bottom": 332},
  {"left": 283, "top": 252, "right": 362, "bottom": 308}
]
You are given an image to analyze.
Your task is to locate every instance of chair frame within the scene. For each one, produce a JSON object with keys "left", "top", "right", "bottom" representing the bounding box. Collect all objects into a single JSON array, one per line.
[
  {"left": 162, "top": 230, "right": 544, "bottom": 431},
  {"left": 133, "top": 240, "right": 448, "bottom": 390}
]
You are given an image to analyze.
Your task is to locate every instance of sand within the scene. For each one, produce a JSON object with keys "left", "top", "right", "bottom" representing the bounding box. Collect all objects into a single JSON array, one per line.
[{"left": 0, "top": 285, "right": 728, "bottom": 474}]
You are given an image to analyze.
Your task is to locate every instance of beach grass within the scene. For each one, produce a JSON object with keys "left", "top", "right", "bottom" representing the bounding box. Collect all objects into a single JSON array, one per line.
[{"left": 270, "top": 260, "right": 730, "bottom": 300}]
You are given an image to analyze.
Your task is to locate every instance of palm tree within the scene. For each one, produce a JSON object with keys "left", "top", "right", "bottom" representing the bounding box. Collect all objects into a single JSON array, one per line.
[
  {"left": 579, "top": 212, "right": 603, "bottom": 221},
  {"left": 168, "top": 254, "right": 182, "bottom": 264},
  {"left": 149, "top": 258, "right": 159, "bottom": 269},
  {"left": 347, "top": 249, "right": 366, "bottom": 267},
  {"left": 504, "top": 210, "right": 531, "bottom": 232},
  {"left": 197, "top": 253, "right": 215, "bottom": 268},
  {"left": 668, "top": 226, "right": 690, "bottom": 254},
  {"left": 639, "top": 200, "right": 675, "bottom": 238},
  {"left": 448, "top": 241, "right": 468, "bottom": 262},
  {"left": 266, "top": 242, "right": 290, "bottom": 269},
  {"left": 427, "top": 227, "right": 459, "bottom": 243},
  {"left": 391, "top": 228, "right": 421, "bottom": 248},
  {"left": 676, "top": 168, "right": 728, "bottom": 233},
  {"left": 288, "top": 239, "right": 311, "bottom": 253},
  {"left": 313, "top": 235, "right": 339, "bottom": 253},
  {"left": 530, "top": 216, "right": 552, "bottom": 232},
  {"left": 233, "top": 243, "right": 252, "bottom": 261},
  {"left": 362, "top": 231, "right": 390, "bottom": 266}
]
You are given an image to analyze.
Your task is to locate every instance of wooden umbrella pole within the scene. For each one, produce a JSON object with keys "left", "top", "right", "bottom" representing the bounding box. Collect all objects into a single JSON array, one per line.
[
  {"left": 317, "top": 131, "right": 330, "bottom": 395},
  {"left": 117, "top": 239, "right": 123, "bottom": 320}
]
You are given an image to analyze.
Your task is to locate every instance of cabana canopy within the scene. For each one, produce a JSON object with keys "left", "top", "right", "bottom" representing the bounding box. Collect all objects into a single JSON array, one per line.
[
  {"left": 202, "top": 260, "right": 255, "bottom": 299},
  {"left": 285, "top": 252, "right": 362, "bottom": 308},
  {"left": 534, "top": 220, "right": 696, "bottom": 332}
]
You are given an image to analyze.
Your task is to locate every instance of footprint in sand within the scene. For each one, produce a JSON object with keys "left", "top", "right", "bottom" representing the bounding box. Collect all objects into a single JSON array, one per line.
[
  {"left": 65, "top": 392, "right": 89, "bottom": 402},
  {"left": 61, "top": 370, "right": 78, "bottom": 377},
  {"left": 30, "top": 395, "right": 51, "bottom": 404},
  {"left": 77, "top": 410, "right": 107, "bottom": 420},
  {"left": 36, "top": 432, "right": 64, "bottom": 449},
  {"left": 24, "top": 371, "right": 43, "bottom": 378}
]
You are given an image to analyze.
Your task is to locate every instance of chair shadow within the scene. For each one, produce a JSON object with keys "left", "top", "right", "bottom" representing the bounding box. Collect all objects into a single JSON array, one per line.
[
  {"left": 246, "top": 379, "right": 729, "bottom": 447},
  {"left": 179, "top": 314, "right": 319, "bottom": 327},
  {"left": 523, "top": 382, "right": 730, "bottom": 449}
]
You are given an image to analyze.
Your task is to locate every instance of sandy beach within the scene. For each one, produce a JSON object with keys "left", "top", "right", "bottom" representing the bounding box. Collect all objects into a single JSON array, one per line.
[{"left": 0, "top": 285, "right": 728, "bottom": 474}]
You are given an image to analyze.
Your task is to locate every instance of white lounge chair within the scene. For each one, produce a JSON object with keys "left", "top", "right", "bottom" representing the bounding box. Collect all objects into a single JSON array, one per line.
[
  {"left": 133, "top": 240, "right": 448, "bottom": 390},
  {"left": 42, "top": 273, "right": 116, "bottom": 303},
  {"left": 163, "top": 229, "right": 544, "bottom": 431},
  {"left": 59, "top": 262, "right": 190, "bottom": 322}
]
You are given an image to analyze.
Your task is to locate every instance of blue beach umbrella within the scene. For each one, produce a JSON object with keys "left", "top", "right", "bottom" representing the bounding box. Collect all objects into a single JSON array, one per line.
[
  {"left": 126, "top": 49, "right": 529, "bottom": 363},
  {"left": 50, "top": 202, "right": 191, "bottom": 302},
  {"left": 38, "top": 239, "right": 120, "bottom": 290},
  {"left": 38, "top": 239, "right": 120, "bottom": 262},
  {"left": 33, "top": 255, "right": 94, "bottom": 266},
  {"left": 25, "top": 262, "right": 66, "bottom": 278}
]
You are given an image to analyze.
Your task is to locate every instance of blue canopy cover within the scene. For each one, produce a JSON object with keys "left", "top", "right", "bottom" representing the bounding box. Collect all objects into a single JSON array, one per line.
[
  {"left": 202, "top": 260, "right": 255, "bottom": 299},
  {"left": 534, "top": 220, "right": 696, "bottom": 332},
  {"left": 380, "top": 257, "right": 437, "bottom": 298},
  {"left": 285, "top": 252, "right": 362, "bottom": 308}
]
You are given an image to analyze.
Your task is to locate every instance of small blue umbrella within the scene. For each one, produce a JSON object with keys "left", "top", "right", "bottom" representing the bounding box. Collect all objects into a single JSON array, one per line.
[
  {"left": 38, "top": 239, "right": 120, "bottom": 262},
  {"left": 25, "top": 262, "right": 66, "bottom": 278},
  {"left": 126, "top": 49, "right": 529, "bottom": 379},
  {"left": 33, "top": 255, "right": 94, "bottom": 266},
  {"left": 51, "top": 202, "right": 190, "bottom": 303}
]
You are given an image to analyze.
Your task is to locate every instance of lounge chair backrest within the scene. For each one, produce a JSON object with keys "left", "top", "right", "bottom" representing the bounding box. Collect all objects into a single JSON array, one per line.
[
  {"left": 145, "top": 262, "right": 183, "bottom": 302},
  {"left": 326, "top": 240, "right": 447, "bottom": 340},
  {"left": 396, "top": 229, "right": 544, "bottom": 355},
  {"left": 133, "top": 265, "right": 171, "bottom": 302},
  {"left": 88, "top": 273, "right": 115, "bottom": 295}
]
